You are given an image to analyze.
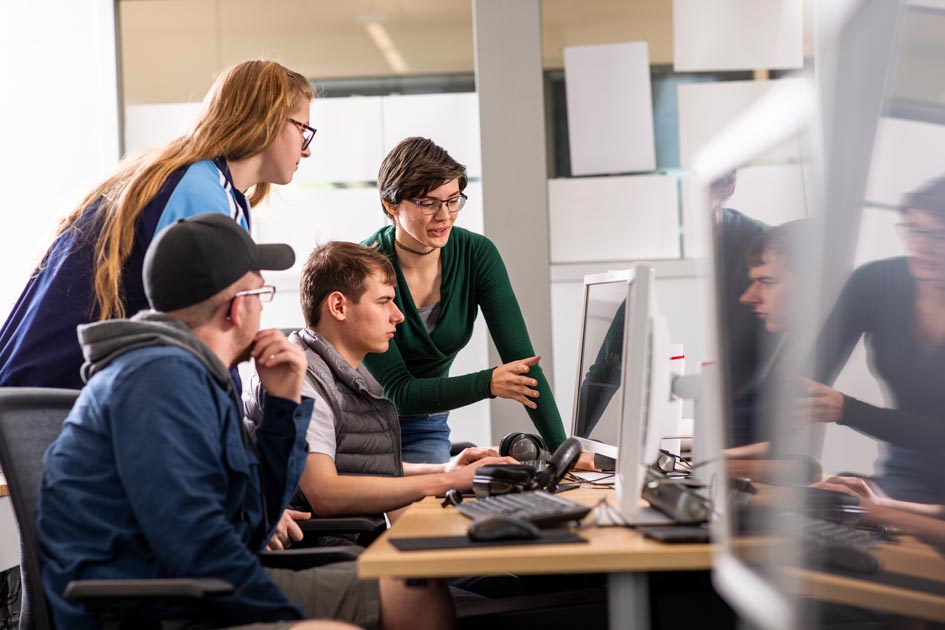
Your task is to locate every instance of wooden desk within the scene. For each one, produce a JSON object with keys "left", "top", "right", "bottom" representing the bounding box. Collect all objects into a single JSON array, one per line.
[
  {"left": 357, "top": 487, "right": 712, "bottom": 629},
  {"left": 789, "top": 535, "right": 945, "bottom": 622}
]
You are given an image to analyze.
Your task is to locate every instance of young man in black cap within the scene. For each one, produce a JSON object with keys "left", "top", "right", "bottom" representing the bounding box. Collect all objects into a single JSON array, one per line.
[{"left": 38, "top": 214, "right": 453, "bottom": 630}]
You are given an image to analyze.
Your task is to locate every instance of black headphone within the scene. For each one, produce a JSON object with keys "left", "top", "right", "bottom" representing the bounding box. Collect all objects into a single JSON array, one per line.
[
  {"left": 498, "top": 432, "right": 548, "bottom": 462},
  {"left": 473, "top": 437, "right": 583, "bottom": 498}
]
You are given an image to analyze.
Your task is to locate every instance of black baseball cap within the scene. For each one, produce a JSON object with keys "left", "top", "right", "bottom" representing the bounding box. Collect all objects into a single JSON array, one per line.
[{"left": 144, "top": 213, "right": 295, "bottom": 312}]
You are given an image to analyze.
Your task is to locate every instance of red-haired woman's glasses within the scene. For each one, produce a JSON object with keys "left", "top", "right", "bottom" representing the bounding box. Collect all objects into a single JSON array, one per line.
[{"left": 289, "top": 118, "right": 317, "bottom": 150}]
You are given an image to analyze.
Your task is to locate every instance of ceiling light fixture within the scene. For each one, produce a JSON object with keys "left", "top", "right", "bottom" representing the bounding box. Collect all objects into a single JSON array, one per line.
[{"left": 364, "top": 21, "right": 409, "bottom": 74}]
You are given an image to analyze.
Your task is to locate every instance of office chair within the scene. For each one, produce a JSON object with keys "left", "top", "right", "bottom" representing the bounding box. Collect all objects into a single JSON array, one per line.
[
  {"left": 294, "top": 514, "right": 387, "bottom": 548},
  {"left": 0, "top": 387, "right": 359, "bottom": 629}
]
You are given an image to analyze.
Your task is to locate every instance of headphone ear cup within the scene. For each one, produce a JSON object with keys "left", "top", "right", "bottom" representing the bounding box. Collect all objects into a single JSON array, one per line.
[
  {"left": 508, "top": 434, "right": 547, "bottom": 461},
  {"left": 498, "top": 432, "right": 523, "bottom": 457},
  {"left": 657, "top": 452, "right": 677, "bottom": 473}
]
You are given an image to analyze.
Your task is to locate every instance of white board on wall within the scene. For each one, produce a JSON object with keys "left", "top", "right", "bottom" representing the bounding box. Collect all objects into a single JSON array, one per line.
[
  {"left": 673, "top": 0, "right": 804, "bottom": 72},
  {"left": 380, "top": 93, "right": 482, "bottom": 179},
  {"left": 296, "top": 97, "right": 384, "bottom": 184},
  {"left": 548, "top": 174, "right": 679, "bottom": 263},
  {"left": 124, "top": 103, "right": 201, "bottom": 156},
  {"left": 865, "top": 117, "right": 945, "bottom": 207},
  {"left": 563, "top": 42, "right": 656, "bottom": 176},
  {"left": 677, "top": 79, "right": 806, "bottom": 168}
]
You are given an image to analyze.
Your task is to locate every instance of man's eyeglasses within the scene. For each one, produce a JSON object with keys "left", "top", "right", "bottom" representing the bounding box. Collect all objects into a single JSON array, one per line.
[
  {"left": 405, "top": 193, "right": 467, "bottom": 216},
  {"left": 227, "top": 285, "right": 276, "bottom": 320},
  {"left": 289, "top": 118, "right": 316, "bottom": 150},
  {"left": 896, "top": 222, "right": 945, "bottom": 247}
]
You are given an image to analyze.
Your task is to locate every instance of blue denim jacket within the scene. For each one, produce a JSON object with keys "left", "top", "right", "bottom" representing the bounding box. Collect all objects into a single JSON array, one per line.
[{"left": 39, "top": 345, "right": 312, "bottom": 629}]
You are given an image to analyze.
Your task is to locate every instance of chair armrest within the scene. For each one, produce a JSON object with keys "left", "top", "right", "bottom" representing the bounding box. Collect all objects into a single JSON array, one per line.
[
  {"left": 298, "top": 515, "right": 386, "bottom": 536},
  {"left": 260, "top": 546, "right": 362, "bottom": 570},
  {"left": 65, "top": 578, "right": 234, "bottom": 602}
]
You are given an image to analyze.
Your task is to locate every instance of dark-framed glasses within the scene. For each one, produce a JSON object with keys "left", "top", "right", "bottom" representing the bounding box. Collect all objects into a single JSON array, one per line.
[
  {"left": 406, "top": 193, "right": 468, "bottom": 216},
  {"left": 895, "top": 222, "right": 945, "bottom": 247},
  {"left": 289, "top": 118, "right": 316, "bottom": 150}
]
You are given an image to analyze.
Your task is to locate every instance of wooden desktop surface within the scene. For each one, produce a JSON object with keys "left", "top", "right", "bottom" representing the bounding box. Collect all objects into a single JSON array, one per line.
[
  {"left": 0, "top": 475, "right": 7, "bottom": 498},
  {"left": 357, "top": 486, "right": 712, "bottom": 580},
  {"left": 791, "top": 534, "right": 945, "bottom": 622}
]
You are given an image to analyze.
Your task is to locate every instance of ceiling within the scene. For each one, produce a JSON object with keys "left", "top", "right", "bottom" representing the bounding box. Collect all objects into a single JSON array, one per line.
[
  {"left": 119, "top": 0, "right": 676, "bottom": 103},
  {"left": 119, "top": 0, "right": 818, "bottom": 105}
]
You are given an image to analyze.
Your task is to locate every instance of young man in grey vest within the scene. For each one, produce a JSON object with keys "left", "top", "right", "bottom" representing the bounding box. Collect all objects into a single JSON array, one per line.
[{"left": 245, "top": 241, "right": 514, "bottom": 521}]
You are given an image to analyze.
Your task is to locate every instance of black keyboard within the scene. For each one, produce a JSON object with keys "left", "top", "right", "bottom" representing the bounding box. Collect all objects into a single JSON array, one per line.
[
  {"left": 455, "top": 491, "right": 591, "bottom": 528},
  {"left": 801, "top": 515, "right": 881, "bottom": 550},
  {"left": 799, "top": 514, "right": 883, "bottom": 575}
]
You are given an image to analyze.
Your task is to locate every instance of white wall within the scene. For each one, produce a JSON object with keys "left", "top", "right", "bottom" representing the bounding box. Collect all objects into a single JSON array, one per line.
[
  {"left": 0, "top": 0, "right": 120, "bottom": 319},
  {"left": 673, "top": 0, "right": 804, "bottom": 72}
]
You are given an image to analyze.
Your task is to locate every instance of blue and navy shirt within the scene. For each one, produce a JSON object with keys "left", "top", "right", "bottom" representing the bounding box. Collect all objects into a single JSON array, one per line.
[
  {"left": 39, "top": 344, "right": 311, "bottom": 628},
  {"left": 0, "top": 159, "right": 250, "bottom": 389}
]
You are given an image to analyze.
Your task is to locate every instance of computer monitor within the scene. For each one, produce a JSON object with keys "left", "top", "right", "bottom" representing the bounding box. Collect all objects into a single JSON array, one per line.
[
  {"left": 569, "top": 269, "right": 633, "bottom": 462},
  {"left": 569, "top": 265, "right": 675, "bottom": 518}
]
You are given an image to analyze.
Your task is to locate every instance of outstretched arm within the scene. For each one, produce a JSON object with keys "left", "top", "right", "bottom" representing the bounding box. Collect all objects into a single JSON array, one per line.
[
  {"left": 475, "top": 237, "right": 567, "bottom": 450},
  {"left": 299, "top": 451, "right": 515, "bottom": 516}
]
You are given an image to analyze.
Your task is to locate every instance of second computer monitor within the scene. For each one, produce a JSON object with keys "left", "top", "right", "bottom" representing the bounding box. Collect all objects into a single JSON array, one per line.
[
  {"left": 570, "top": 265, "right": 671, "bottom": 516},
  {"left": 569, "top": 270, "right": 633, "bottom": 461}
]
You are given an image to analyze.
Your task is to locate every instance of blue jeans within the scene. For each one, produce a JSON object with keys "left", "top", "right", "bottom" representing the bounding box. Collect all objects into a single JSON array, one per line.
[{"left": 399, "top": 412, "right": 451, "bottom": 464}]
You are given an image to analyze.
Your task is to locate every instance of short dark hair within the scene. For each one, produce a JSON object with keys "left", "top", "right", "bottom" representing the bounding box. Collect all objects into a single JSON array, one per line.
[
  {"left": 902, "top": 176, "right": 945, "bottom": 221},
  {"left": 300, "top": 242, "right": 396, "bottom": 327},
  {"left": 745, "top": 219, "right": 813, "bottom": 274},
  {"left": 377, "top": 137, "right": 468, "bottom": 219}
]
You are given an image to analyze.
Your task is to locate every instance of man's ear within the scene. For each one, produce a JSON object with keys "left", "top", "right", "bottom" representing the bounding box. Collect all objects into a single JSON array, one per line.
[
  {"left": 325, "top": 291, "right": 348, "bottom": 321},
  {"left": 226, "top": 295, "right": 243, "bottom": 328}
]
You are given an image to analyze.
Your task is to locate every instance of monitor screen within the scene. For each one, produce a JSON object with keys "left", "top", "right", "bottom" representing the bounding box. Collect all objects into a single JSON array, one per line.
[{"left": 571, "top": 279, "right": 630, "bottom": 454}]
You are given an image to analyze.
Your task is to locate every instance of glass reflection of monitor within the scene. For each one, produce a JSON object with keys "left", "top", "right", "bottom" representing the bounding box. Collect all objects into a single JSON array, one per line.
[
  {"left": 689, "top": 79, "right": 817, "bottom": 630},
  {"left": 687, "top": 2, "right": 902, "bottom": 627}
]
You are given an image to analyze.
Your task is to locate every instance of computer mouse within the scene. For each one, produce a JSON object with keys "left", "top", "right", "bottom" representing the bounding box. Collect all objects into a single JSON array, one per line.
[{"left": 467, "top": 516, "right": 541, "bottom": 542}]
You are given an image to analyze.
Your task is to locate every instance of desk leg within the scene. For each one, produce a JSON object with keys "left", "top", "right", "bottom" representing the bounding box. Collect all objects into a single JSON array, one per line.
[{"left": 609, "top": 572, "right": 649, "bottom": 630}]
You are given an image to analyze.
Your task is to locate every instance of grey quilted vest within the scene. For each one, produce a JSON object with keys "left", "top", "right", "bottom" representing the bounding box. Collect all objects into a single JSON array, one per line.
[{"left": 291, "top": 329, "right": 403, "bottom": 477}]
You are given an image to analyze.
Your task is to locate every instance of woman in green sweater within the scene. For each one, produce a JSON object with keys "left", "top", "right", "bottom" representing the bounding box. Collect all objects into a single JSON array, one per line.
[{"left": 362, "top": 137, "right": 567, "bottom": 463}]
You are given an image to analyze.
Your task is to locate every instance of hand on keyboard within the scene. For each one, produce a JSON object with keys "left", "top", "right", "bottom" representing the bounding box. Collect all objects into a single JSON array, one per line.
[
  {"left": 445, "top": 455, "right": 519, "bottom": 491},
  {"left": 445, "top": 446, "right": 506, "bottom": 471}
]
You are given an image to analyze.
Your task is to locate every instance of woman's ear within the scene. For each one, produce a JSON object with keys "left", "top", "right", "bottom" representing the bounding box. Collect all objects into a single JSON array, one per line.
[{"left": 383, "top": 199, "right": 399, "bottom": 221}]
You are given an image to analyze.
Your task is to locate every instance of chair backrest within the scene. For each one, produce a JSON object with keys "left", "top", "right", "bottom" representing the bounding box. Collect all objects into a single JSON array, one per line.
[{"left": 0, "top": 388, "right": 80, "bottom": 630}]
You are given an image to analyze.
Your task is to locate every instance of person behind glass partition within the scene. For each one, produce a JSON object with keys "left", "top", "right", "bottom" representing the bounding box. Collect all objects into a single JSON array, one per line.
[
  {"left": 727, "top": 219, "right": 813, "bottom": 462},
  {"left": 712, "top": 170, "right": 779, "bottom": 447},
  {"left": 805, "top": 176, "right": 945, "bottom": 504}
]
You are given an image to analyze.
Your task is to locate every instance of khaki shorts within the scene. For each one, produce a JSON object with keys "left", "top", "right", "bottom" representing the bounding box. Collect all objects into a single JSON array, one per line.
[{"left": 172, "top": 561, "right": 380, "bottom": 630}]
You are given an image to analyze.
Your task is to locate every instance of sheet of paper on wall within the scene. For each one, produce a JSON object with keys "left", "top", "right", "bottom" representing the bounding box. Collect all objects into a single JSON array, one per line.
[
  {"left": 672, "top": 0, "right": 804, "bottom": 72},
  {"left": 563, "top": 41, "right": 656, "bottom": 176}
]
